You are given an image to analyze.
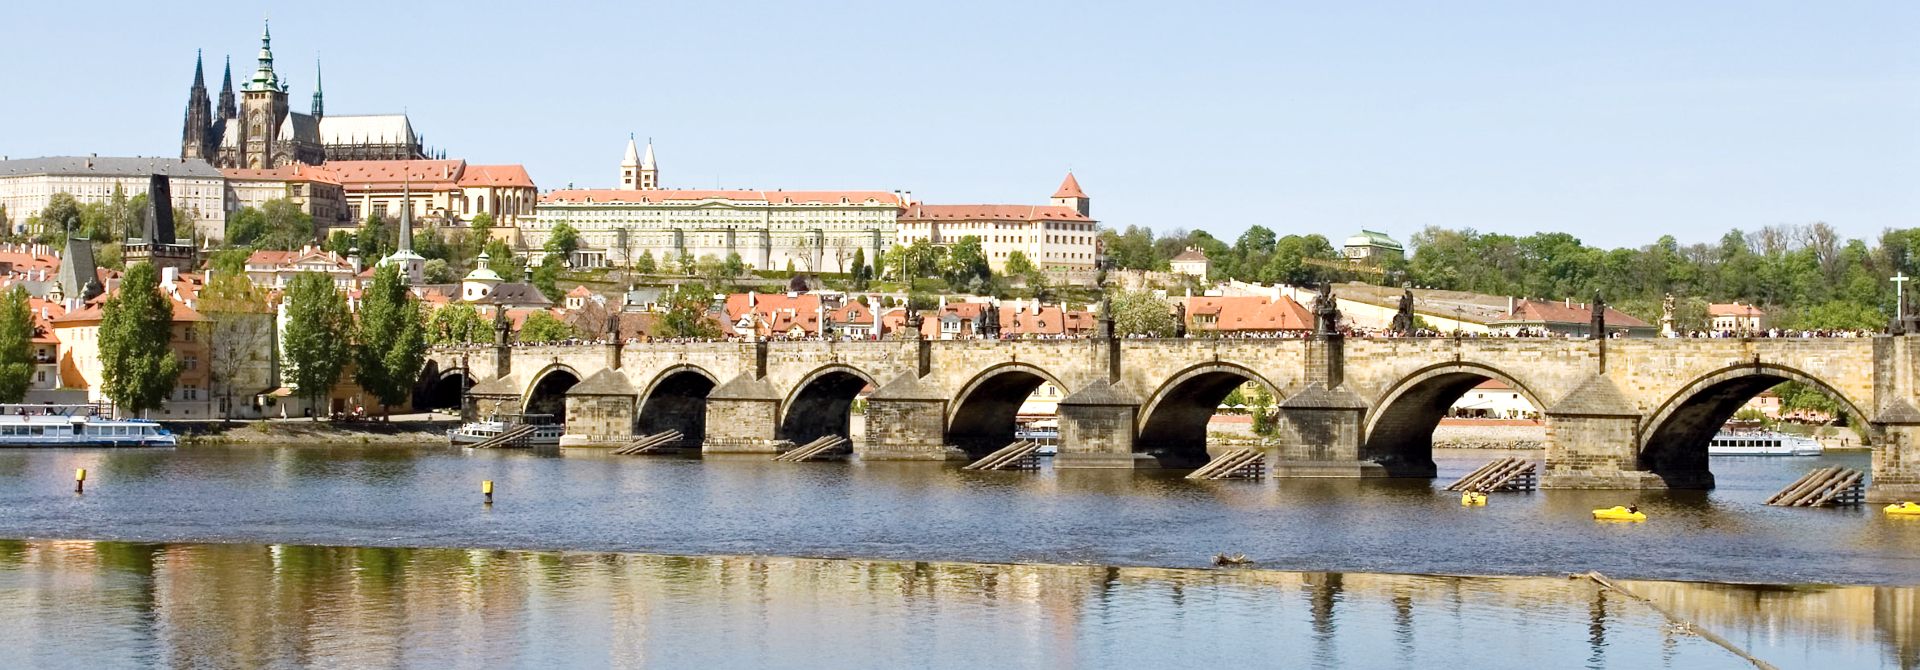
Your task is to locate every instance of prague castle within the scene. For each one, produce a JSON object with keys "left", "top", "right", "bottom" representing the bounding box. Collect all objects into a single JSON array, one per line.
[{"left": 180, "top": 21, "right": 430, "bottom": 170}]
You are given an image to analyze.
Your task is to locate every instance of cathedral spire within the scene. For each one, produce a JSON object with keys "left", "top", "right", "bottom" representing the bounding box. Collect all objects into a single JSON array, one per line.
[
  {"left": 218, "top": 55, "right": 236, "bottom": 120},
  {"left": 181, "top": 50, "right": 214, "bottom": 161},
  {"left": 311, "top": 57, "right": 324, "bottom": 118},
  {"left": 248, "top": 19, "right": 281, "bottom": 92}
]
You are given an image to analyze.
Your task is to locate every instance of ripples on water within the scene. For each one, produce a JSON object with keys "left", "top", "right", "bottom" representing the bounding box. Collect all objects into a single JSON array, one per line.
[
  {"left": 0, "top": 446, "right": 1913, "bottom": 587},
  {"left": 0, "top": 541, "right": 1908, "bottom": 669}
]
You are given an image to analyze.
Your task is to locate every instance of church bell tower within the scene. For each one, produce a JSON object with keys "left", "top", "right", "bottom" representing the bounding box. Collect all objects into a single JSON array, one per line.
[{"left": 239, "top": 20, "right": 289, "bottom": 168}]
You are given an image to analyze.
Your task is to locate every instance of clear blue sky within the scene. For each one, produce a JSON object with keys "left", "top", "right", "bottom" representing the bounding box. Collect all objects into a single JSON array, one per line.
[{"left": 3, "top": 1, "right": 1914, "bottom": 248}]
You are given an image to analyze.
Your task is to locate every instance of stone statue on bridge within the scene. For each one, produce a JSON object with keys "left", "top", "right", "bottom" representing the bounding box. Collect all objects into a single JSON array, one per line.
[
  {"left": 1390, "top": 289, "right": 1414, "bottom": 335},
  {"left": 494, "top": 306, "right": 513, "bottom": 346},
  {"left": 1174, "top": 301, "right": 1187, "bottom": 339},
  {"left": 1590, "top": 291, "right": 1606, "bottom": 339},
  {"left": 1312, "top": 283, "right": 1341, "bottom": 336}
]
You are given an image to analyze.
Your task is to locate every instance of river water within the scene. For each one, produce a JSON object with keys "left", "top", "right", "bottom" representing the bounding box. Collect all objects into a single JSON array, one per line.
[
  {"left": 0, "top": 540, "right": 1909, "bottom": 669},
  {"left": 0, "top": 444, "right": 1915, "bottom": 667}
]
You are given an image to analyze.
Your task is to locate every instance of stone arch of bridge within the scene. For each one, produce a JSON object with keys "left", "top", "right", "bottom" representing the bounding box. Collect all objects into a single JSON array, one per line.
[
  {"left": 1361, "top": 362, "right": 1548, "bottom": 478},
  {"left": 637, "top": 364, "right": 719, "bottom": 444},
  {"left": 945, "top": 362, "right": 1067, "bottom": 458},
  {"left": 522, "top": 363, "right": 582, "bottom": 422},
  {"left": 413, "top": 359, "right": 472, "bottom": 411},
  {"left": 1136, "top": 362, "right": 1282, "bottom": 468},
  {"left": 779, "top": 364, "right": 877, "bottom": 446},
  {"left": 1638, "top": 363, "right": 1867, "bottom": 489}
]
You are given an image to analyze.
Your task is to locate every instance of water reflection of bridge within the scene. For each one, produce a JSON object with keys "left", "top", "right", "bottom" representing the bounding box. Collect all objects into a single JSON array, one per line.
[
  {"left": 426, "top": 334, "right": 1920, "bottom": 499},
  {"left": 3, "top": 541, "right": 1911, "bottom": 667}
]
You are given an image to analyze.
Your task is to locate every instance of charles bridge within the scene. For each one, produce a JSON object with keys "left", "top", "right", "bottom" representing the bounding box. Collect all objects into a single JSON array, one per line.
[{"left": 421, "top": 332, "right": 1920, "bottom": 502}]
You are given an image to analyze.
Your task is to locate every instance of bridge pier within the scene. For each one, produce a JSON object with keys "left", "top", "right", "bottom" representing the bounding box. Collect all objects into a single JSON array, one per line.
[
  {"left": 1055, "top": 380, "right": 1151, "bottom": 468},
  {"left": 1539, "top": 376, "right": 1673, "bottom": 489},
  {"left": 862, "top": 374, "right": 963, "bottom": 461},
  {"left": 702, "top": 374, "right": 784, "bottom": 454},
  {"left": 1867, "top": 424, "right": 1920, "bottom": 502},
  {"left": 1269, "top": 387, "right": 1386, "bottom": 478},
  {"left": 559, "top": 370, "right": 637, "bottom": 448}
]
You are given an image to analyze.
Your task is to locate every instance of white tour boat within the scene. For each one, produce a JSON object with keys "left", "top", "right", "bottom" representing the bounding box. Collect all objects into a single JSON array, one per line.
[
  {"left": 0, "top": 404, "right": 177, "bottom": 448},
  {"left": 1707, "top": 430, "right": 1823, "bottom": 457},
  {"left": 448, "top": 413, "right": 564, "bottom": 447}
]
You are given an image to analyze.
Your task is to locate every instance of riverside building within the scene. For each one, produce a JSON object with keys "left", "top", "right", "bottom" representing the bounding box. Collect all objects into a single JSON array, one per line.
[{"left": 525, "top": 139, "right": 899, "bottom": 273}]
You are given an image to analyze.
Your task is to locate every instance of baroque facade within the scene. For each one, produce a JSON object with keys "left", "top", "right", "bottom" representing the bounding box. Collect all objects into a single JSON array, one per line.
[
  {"left": 180, "top": 22, "right": 429, "bottom": 170},
  {"left": 526, "top": 140, "right": 897, "bottom": 273}
]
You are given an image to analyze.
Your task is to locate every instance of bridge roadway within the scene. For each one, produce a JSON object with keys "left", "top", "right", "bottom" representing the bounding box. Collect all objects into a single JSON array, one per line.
[{"left": 422, "top": 333, "right": 1920, "bottom": 502}]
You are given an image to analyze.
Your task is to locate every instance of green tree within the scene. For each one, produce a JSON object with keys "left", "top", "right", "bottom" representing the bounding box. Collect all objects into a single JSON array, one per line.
[
  {"left": 659, "top": 285, "right": 719, "bottom": 339},
  {"left": 426, "top": 303, "right": 487, "bottom": 345},
  {"left": 356, "top": 212, "right": 393, "bottom": 260},
  {"left": 1004, "top": 250, "right": 1039, "bottom": 282},
  {"left": 1110, "top": 289, "right": 1176, "bottom": 337},
  {"left": 0, "top": 286, "right": 36, "bottom": 402},
  {"left": 942, "top": 236, "right": 992, "bottom": 293},
  {"left": 545, "top": 222, "right": 581, "bottom": 257},
  {"left": 423, "top": 258, "right": 456, "bottom": 284},
  {"left": 518, "top": 311, "right": 578, "bottom": 344},
  {"left": 353, "top": 264, "right": 427, "bottom": 420},
  {"left": 282, "top": 271, "right": 353, "bottom": 417},
  {"left": 260, "top": 199, "right": 318, "bottom": 249},
  {"left": 98, "top": 263, "right": 183, "bottom": 416},
  {"left": 325, "top": 230, "right": 355, "bottom": 257},
  {"left": 634, "top": 249, "right": 657, "bottom": 274},
  {"left": 225, "top": 206, "right": 270, "bottom": 247},
  {"left": 198, "top": 271, "right": 272, "bottom": 420},
  {"left": 483, "top": 238, "right": 524, "bottom": 282},
  {"left": 849, "top": 247, "right": 870, "bottom": 290},
  {"left": 531, "top": 254, "right": 565, "bottom": 301},
  {"left": 40, "top": 193, "right": 83, "bottom": 237},
  {"left": 723, "top": 251, "right": 745, "bottom": 279}
]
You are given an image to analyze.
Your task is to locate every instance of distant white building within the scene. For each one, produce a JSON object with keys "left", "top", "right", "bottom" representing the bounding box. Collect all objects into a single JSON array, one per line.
[
  {"left": 1170, "top": 247, "right": 1211, "bottom": 278},
  {"left": 0, "top": 156, "right": 228, "bottom": 239},
  {"left": 1449, "top": 379, "right": 1537, "bottom": 419},
  {"left": 1342, "top": 229, "right": 1404, "bottom": 265}
]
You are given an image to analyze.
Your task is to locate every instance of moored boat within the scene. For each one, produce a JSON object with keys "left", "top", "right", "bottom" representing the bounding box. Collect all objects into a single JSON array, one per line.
[
  {"left": 1707, "top": 430, "right": 1823, "bottom": 457},
  {"left": 0, "top": 404, "right": 177, "bottom": 448},
  {"left": 448, "top": 413, "right": 564, "bottom": 447}
]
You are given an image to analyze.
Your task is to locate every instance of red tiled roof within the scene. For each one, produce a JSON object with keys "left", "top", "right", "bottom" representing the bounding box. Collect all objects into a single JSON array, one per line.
[
  {"left": 542, "top": 189, "right": 903, "bottom": 206},
  {"left": 1501, "top": 299, "right": 1651, "bottom": 328},
  {"left": 222, "top": 165, "right": 341, "bottom": 185},
  {"left": 457, "top": 164, "right": 535, "bottom": 189},
  {"left": 899, "top": 204, "right": 1090, "bottom": 222},
  {"left": 566, "top": 285, "right": 596, "bottom": 298},
  {"left": 322, "top": 159, "right": 466, "bottom": 191},
  {"left": 1183, "top": 296, "right": 1312, "bottom": 332},
  {"left": 1171, "top": 248, "right": 1209, "bottom": 262},
  {"left": 1053, "top": 172, "right": 1086, "bottom": 199}
]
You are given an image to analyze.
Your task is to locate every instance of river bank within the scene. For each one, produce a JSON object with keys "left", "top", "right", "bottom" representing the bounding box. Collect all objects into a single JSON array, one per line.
[{"left": 166, "top": 417, "right": 455, "bottom": 446}]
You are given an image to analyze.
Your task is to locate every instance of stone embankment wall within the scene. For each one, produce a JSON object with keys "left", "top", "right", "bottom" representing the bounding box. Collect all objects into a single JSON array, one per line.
[{"left": 1431, "top": 421, "right": 1545, "bottom": 450}]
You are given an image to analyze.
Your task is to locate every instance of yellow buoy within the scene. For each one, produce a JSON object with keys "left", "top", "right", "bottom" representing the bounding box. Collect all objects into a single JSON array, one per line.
[
  {"left": 1460, "top": 491, "right": 1487, "bottom": 506},
  {"left": 1592, "top": 506, "right": 1647, "bottom": 521},
  {"left": 1885, "top": 502, "right": 1920, "bottom": 516}
]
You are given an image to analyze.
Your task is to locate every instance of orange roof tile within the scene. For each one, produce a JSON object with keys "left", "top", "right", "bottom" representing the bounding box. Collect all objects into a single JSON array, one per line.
[
  {"left": 1501, "top": 299, "right": 1651, "bottom": 328},
  {"left": 899, "top": 204, "right": 1091, "bottom": 222},
  {"left": 1183, "top": 296, "right": 1313, "bottom": 332},
  {"left": 222, "top": 165, "right": 341, "bottom": 185},
  {"left": 1052, "top": 172, "right": 1086, "bottom": 199},
  {"left": 542, "top": 189, "right": 903, "bottom": 206},
  {"left": 322, "top": 159, "right": 466, "bottom": 191},
  {"left": 457, "top": 164, "right": 536, "bottom": 189}
]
